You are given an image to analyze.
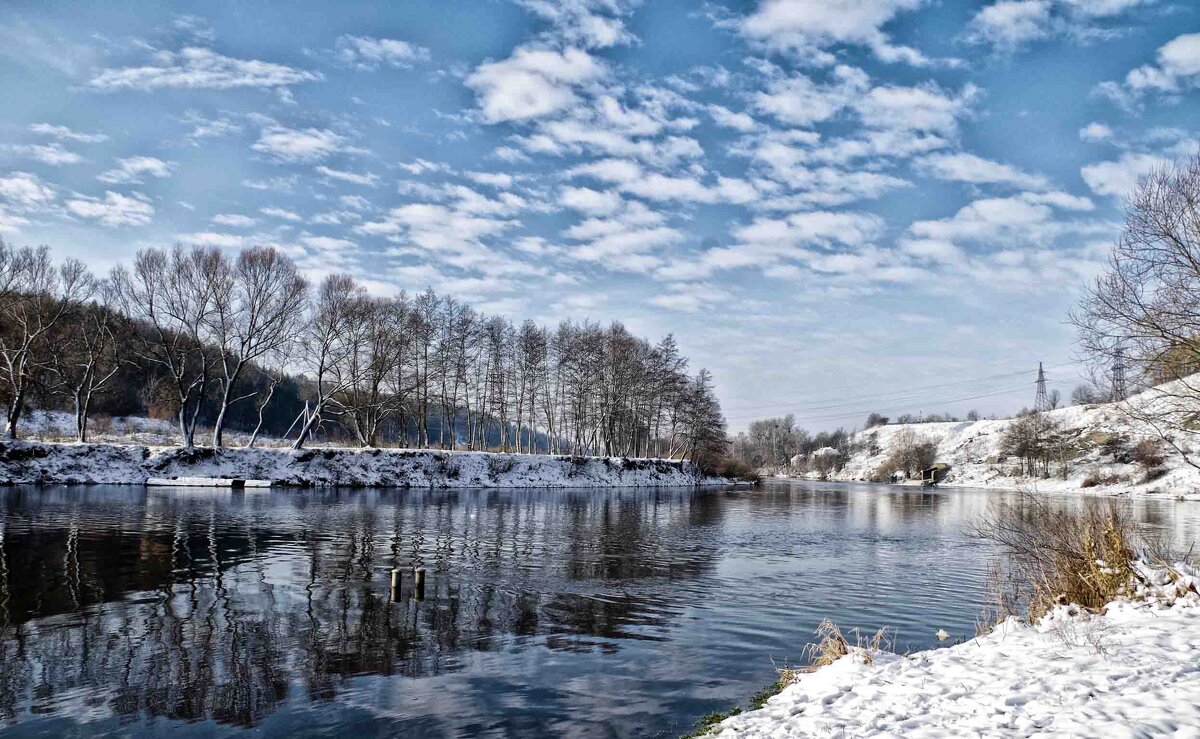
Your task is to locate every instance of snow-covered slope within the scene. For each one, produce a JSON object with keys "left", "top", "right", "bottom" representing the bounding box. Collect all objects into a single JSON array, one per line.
[
  {"left": 0, "top": 440, "right": 711, "bottom": 488},
  {"left": 710, "top": 561, "right": 1200, "bottom": 737},
  {"left": 829, "top": 381, "right": 1200, "bottom": 498}
]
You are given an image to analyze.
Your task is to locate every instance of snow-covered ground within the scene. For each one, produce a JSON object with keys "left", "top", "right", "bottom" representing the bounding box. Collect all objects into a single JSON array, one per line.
[
  {"left": 820, "top": 381, "right": 1200, "bottom": 499},
  {"left": 15, "top": 409, "right": 267, "bottom": 447},
  {"left": 0, "top": 439, "right": 712, "bottom": 488},
  {"left": 709, "top": 560, "right": 1200, "bottom": 737}
]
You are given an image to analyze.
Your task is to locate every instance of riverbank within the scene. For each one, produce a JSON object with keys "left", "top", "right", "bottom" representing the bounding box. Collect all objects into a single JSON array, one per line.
[
  {"left": 703, "top": 559, "right": 1200, "bottom": 737},
  {"left": 792, "top": 379, "right": 1200, "bottom": 499},
  {"left": 0, "top": 440, "right": 714, "bottom": 488}
]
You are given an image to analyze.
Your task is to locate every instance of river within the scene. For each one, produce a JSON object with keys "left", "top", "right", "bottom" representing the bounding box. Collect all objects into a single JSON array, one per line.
[{"left": 0, "top": 480, "right": 1196, "bottom": 737}]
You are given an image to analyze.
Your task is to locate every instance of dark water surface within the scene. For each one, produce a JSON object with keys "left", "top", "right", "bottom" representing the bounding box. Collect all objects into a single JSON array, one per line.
[{"left": 1, "top": 480, "right": 1197, "bottom": 738}]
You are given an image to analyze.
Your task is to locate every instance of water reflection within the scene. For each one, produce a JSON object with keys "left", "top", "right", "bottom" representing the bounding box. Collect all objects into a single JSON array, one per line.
[{"left": 0, "top": 482, "right": 1196, "bottom": 737}]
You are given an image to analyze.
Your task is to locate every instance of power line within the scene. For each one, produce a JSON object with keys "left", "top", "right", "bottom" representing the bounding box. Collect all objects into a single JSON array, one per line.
[
  {"left": 724, "top": 360, "right": 1084, "bottom": 422},
  {"left": 725, "top": 377, "right": 1076, "bottom": 425},
  {"left": 730, "top": 383, "right": 1040, "bottom": 425}
]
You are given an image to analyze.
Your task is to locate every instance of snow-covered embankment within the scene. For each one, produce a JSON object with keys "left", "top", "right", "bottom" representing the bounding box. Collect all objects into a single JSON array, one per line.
[
  {"left": 829, "top": 381, "right": 1200, "bottom": 498},
  {"left": 0, "top": 440, "right": 713, "bottom": 488},
  {"left": 709, "top": 560, "right": 1200, "bottom": 737}
]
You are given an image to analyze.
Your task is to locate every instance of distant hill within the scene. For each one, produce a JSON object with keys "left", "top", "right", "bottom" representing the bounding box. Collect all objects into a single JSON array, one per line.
[{"left": 828, "top": 378, "right": 1200, "bottom": 499}]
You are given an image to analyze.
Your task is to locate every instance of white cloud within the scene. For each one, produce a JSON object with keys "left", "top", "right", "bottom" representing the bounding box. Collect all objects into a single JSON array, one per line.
[
  {"left": 212, "top": 213, "right": 257, "bottom": 227},
  {"left": 754, "top": 66, "right": 868, "bottom": 127},
  {"left": 707, "top": 105, "right": 758, "bottom": 132},
  {"left": 968, "top": 0, "right": 1149, "bottom": 51},
  {"left": 314, "top": 165, "right": 379, "bottom": 187},
  {"left": 28, "top": 123, "right": 108, "bottom": 143},
  {"left": 917, "top": 152, "right": 1049, "bottom": 190},
  {"left": 334, "top": 35, "right": 430, "bottom": 70},
  {"left": 1079, "top": 122, "right": 1113, "bottom": 142},
  {"left": 10, "top": 142, "right": 82, "bottom": 165},
  {"left": 88, "top": 46, "right": 320, "bottom": 91},
  {"left": 467, "top": 46, "right": 605, "bottom": 123},
  {"left": 180, "top": 111, "right": 242, "bottom": 145},
  {"left": 0, "top": 172, "right": 56, "bottom": 209},
  {"left": 1080, "top": 152, "right": 1166, "bottom": 198},
  {"left": 966, "top": 0, "right": 1052, "bottom": 49},
  {"left": 856, "top": 83, "right": 977, "bottom": 136},
  {"left": 466, "top": 171, "right": 515, "bottom": 189},
  {"left": 560, "top": 186, "right": 623, "bottom": 214},
  {"left": 260, "top": 206, "right": 303, "bottom": 222},
  {"left": 1097, "top": 32, "right": 1200, "bottom": 106},
  {"left": 739, "top": 0, "right": 929, "bottom": 65},
  {"left": 177, "top": 231, "right": 247, "bottom": 248},
  {"left": 97, "top": 156, "right": 176, "bottom": 184},
  {"left": 252, "top": 126, "right": 352, "bottom": 163},
  {"left": 516, "top": 0, "right": 636, "bottom": 49},
  {"left": 66, "top": 191, "right": 154, "bottom": 227}
]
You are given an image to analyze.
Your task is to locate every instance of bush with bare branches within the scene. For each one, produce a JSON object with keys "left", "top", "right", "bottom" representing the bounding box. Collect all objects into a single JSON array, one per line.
[
  {"left": 971, "top": 494, "right": 1139, "bottom": 621},
  {"left": 1072, "top": 150, "right": 1200, "bottom": 469}
]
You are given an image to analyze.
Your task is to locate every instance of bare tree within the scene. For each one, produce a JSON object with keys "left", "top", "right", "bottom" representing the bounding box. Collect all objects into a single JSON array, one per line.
[
  {"left": 51, "top": 278, "right": 127, "bottom": 442},
  {"left": 1072, "top": 151, "right": 1200, "bottom": 468},
  {"left": 0, "top": 247, "right": 91, "bottom": 439},
  {"left": 207, "top": 247, "right": 309, "bottom": 447},
  {"left": 111, "top": 245, "right": 221, "bottom": 447},
  {"left": 291, "top": 275, "right": 364, "bottom": 450}
]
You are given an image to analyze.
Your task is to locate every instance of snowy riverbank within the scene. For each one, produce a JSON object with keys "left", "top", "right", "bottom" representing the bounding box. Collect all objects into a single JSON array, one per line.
[
  {"left": 815, "top": 380, "right": 1200, "bottom": 499},
  {"left": 0, "top": 440, "right": 714, "bottom": 488},
  {"left": 707, "top": 560, "right": 1200, "bottom": 737}
]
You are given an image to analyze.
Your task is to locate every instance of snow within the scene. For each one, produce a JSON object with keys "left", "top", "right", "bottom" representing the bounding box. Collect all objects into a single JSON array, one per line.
[
  {"left": 825, "top": 380, "right": 1200, "bottom": 499},
  {"left": 709, "top": 561, "right": 1200, "bottom": 738},
  {"left": 0, "top": 439, "right": 714, "bottom": 488}
]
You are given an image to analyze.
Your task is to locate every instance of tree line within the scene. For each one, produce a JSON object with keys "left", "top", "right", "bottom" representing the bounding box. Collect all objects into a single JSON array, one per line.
[{"left": 0, "top": 241, "right": 726, "bottom": 464}]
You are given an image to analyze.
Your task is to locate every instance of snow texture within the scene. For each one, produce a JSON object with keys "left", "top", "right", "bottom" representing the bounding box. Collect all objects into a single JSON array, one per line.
[
  {"left": 0, "top": 440, "right": 711, "bottom": 488},
  {"left": 711, "top": 561, "right": 1200, "bottom": 738},
  {"left": 826, "top": 380, "right": 1200, "bottom": 499}
]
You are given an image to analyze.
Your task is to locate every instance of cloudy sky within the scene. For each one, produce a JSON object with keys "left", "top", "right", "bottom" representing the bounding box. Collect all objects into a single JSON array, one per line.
[{"left": 1, "top": 0, "right": 1197, "bottom": 430}]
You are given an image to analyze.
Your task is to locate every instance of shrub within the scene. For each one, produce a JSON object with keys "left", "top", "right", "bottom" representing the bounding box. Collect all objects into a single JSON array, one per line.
[
  {"left": 1080, "top": 472, "right": 1123, "bottom": 488},
  {"left": 1129, "top": 439, "right": 1166, "bottom": 469},
  {"left": 1001, "top": 413, "right": 1068, "bottom": 477},
  {"left": 710, "top": 457, "right": 761, "bottom": 483},
  {"left": 879, "top": 428, "right": 937, "bottom": 479},
  {"left": 971, "top": 493, "right": 1138, "bottom": 621}
]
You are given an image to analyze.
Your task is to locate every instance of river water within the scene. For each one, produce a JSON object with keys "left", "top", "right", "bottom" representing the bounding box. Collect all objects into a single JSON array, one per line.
[{"left": 0, "top": 480, "right": 1197, "bottom": 737}]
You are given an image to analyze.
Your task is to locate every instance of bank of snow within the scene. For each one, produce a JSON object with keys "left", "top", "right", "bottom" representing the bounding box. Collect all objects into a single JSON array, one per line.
[
  {"left": 0, "top": 441, "right": 713, "bottom": 488},
  {"left": 709, "top": 561, "right": 1200, "bottom": 737},
  {"left": 828, "top": 380, "right": 1200, "bottom": 498}
]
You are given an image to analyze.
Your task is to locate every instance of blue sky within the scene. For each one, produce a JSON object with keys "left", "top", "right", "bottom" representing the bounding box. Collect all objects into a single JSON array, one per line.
[{"left": 1, "top": 0, "right": 1198, "bottom": 431}]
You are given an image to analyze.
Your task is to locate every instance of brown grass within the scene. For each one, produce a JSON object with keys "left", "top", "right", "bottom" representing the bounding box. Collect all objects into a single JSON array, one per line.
[
  {"left": 801, "top": 619, "right": 891, "bottom": 670},
  {"left": 971, "top": 493, "right": 1138, "bottom": 622}
]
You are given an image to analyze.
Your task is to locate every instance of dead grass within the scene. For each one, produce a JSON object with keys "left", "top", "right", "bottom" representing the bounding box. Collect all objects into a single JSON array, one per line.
[
  {"left": 971, "top": 493, "right": 1139, "bottom": 623},
  {"left": 801, "top": 619, "right": 892, "bottom": 670}
]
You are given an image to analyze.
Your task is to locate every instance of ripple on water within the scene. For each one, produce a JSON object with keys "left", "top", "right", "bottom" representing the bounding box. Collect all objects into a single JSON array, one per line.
[{"left": 0, "top": 480, "right": 1197, "bottom": 738}]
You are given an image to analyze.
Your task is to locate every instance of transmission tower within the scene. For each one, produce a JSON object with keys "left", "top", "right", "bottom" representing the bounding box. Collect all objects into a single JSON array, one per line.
[
  {"left": 1112, "top": 348, "right": 1128, "bottom": 401},
  {"left": 1034, "top": 362, "right": 1049, "bottom": 412}
]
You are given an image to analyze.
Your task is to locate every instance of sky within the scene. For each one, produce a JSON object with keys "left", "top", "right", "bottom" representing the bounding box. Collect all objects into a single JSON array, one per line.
[{"left": 1, "top": 0, "right": 1198, "bottom": 432}]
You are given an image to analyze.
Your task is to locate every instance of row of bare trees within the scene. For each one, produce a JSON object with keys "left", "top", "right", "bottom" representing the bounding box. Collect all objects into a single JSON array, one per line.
[
  {"left": 0, "top": 240, "right": 726, "bottom": 463},
  {"left": 290, "top": 272, "right": 725, "bottom": 460}
]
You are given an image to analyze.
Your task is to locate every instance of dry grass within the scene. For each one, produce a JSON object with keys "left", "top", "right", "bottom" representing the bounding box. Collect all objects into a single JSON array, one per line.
[
  {"left": 971, "top": 493, "right": 1139, "bottom": 622},
  {"left": 801, "top": 619, "right": 892, "bottom": 670}
]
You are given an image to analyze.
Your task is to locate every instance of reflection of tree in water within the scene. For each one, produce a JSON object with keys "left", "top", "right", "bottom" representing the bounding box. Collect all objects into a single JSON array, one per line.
[{"left": 0, "top": 486, "right": 724, "bottom": 730}]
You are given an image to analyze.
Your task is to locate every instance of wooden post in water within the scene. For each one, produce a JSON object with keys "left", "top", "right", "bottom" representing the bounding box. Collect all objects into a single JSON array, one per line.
[
  {"left": 390, "top": 568, "right": 402, "bottom": 602},
  {"left": 414, "top": 567, "right": 426, "bottom": 601}
]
